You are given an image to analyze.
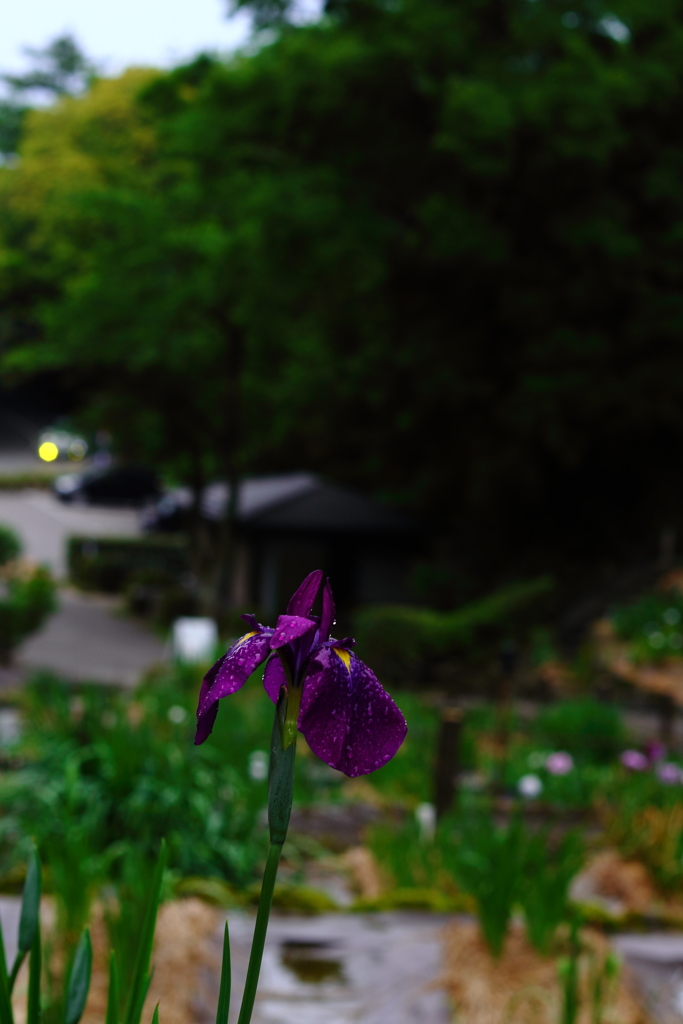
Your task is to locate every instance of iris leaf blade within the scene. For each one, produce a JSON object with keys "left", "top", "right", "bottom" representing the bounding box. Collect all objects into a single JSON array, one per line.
[{"left": 64, "top": 929, "right": 93, "bottom": 1024}]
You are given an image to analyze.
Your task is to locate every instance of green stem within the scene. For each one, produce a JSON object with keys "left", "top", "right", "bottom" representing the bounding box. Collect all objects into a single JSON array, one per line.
[{"left": 236, "top": 842, "right": 282, "bottom": 1024}]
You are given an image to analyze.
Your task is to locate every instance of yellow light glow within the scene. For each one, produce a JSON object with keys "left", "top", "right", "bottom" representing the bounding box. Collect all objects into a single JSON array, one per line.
[{"left": 38, "top": 442, "right": 59, "bottom": 462}]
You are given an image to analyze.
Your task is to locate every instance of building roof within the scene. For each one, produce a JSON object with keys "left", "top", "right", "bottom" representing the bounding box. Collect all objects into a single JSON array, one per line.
[{"left": 198, "top": 473, "right": 415, "bottom": 535}]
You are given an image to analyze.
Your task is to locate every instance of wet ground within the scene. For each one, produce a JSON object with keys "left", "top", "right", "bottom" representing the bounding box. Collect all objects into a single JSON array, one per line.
[
  {"left": 613, "top": 934, "right": 683, "bottom": 1024},
  {"left": 197, "top": 912, "right": 451, "bottom": 1024}
]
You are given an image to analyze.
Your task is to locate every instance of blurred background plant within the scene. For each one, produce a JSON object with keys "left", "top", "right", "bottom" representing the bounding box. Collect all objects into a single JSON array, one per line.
[
  {"left": 612, "top": 591, "right": 683, "bottom": 664},
  {"left": 0, "top": 525, "right": 56, "bottom": 663}
]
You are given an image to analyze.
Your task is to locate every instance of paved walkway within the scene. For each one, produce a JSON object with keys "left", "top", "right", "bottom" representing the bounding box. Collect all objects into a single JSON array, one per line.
[
  {"left": 15, "top": 589, "right": 167, "bottom": 686},
  {"left": 613, "top": 934, "right": 683, "bottom": 1024},
  {"left": 0, "top": 489, "right": 166, "bottom": 686},
  {"left": 0, "top": 489, "right": 140, "bottom": 579},
  {"left": 199, "top": 912, "right": 451, "bottom": 1024}
]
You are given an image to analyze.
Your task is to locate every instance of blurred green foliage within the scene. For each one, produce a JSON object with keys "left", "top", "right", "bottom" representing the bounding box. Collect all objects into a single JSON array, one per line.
[
  {"left": 0, "top": 524, "right": 21, "bottom": 566},
  {"left": 598, "top": 763, "right": 683, "bottom": 891},
  {"left": 0, "top": 567, "right": 57, "bottom": 663},
  {"left": 532, "top": 699, "right": 626, "bottom": 765},
  {"left": 354, "top": 577, "right": 552, "bottom": 682},
  {"left": 368, "top": 797, "right": 585, "bottom": 956},
  {"left": 612, "top": 590, "right": 683, "bottom": 662},
  {"left": 0, "top": 670, "right": 266, "bottom": 890},
  {"left": 0, "top": 523, "right": 57, "bottom": 663}
]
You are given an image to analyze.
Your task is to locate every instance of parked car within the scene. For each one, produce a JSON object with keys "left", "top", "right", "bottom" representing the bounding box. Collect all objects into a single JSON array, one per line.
[{"left": 53, "top": 465, "right": 161, "bottom": 506}]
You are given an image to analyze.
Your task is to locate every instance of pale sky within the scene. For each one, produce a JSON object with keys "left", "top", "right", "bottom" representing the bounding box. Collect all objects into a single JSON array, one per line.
[{"left": 0, "top": 0, "right": 253, "bottom": 81}]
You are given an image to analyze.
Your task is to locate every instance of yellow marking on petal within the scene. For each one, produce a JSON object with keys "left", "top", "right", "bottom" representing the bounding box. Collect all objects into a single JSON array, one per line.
[
  {"left": 236, "top": 630, "right": 259, "bottom": 646},
  {"left": 334, "top": 647, "right": 352, "bottom": 672}
]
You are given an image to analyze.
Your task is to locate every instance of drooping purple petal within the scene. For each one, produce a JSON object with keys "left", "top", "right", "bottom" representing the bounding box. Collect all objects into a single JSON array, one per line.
[
  {"left": 195, "top": 629, "right": 272, "bottom": 744},
  {"left": 319, "top": 579, "right": 335, "bottom": 643},
  {"left": 270, "top": 614, "right": 317, "bottom": 649},
  {"left": 298, "top": 647, "right": 407, "bottom": 777},
  {"left": 195, "top": 700, "right": 220, "bottom": 744},
  {"left": 195, "top": 653, "right": 226, "bottom": 740},
  {"left": 264, "top": 655, "right": 287, "bottom": 704},
  {"left": 286, "top": 570, "right": 324, "bottom": 617}
]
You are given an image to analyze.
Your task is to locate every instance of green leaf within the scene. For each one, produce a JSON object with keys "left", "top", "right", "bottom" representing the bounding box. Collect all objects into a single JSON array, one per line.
[
  {"left": 150, "top": 1005, "right": 159, "bottom": 1024},
  {"left": 18, "top": 845, "right": 41, "bottom": 954},
  {"left": 0, "top": 919, "right": 15, "bottom": 1024},
  {"left": 10, "top": 844, "right": 42, "bottom": 993},
  {"left": 215, "top": 921, "right": 230, "bottom": 1024},
  {"left": 122, "top": 840, "right": 167, "bottom": 1024},
  {"left": 26, "top": 931, "right": 41, "bottom": 1024},
  {"left": 106, "top": 952, "right": 119, "bottom": 1024},
  {"left": 64, "top": 929, "right": 92, "bottom": 1024}
]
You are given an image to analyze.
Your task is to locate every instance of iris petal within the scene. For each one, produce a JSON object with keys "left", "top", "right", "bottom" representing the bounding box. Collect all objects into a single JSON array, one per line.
[
  {"left": 270, "top": 614, "right": 317, "bottom": 649},
  {"left": 194, "top": 630, "right": 272, "bottom": 744},
  {"left": 319, "top": 579, "right": 335, "bottom": 643},
  {"left": 263, "top": 656, "right": 287, "bottom": 703},
  {"left": 299, "top": 647, "right": 407, "bottom": 777},
  {"left": 286, "top": 570, "right": 324, "bottom": 617}
]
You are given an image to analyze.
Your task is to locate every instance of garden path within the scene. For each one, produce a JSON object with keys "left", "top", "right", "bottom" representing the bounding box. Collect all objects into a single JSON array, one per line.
[
  {"left": 613, "top": 934, "right": 683, "bottom": 1024},
  {"left": 0, "top": 489, "right": 140, "bottom": 579},
  {"left": 197, "top": 911, "right": 451, "bottom": 1024},
  {"left": 14, "top": 588, "right": 167, "bottom": 686},
  {"left": 0, "top": 489, "right": 166, "bottom": 687}
]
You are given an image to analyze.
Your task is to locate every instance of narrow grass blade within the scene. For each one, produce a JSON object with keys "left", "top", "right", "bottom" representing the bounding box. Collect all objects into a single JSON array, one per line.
[
  {"left": 122, "top": 840, "right": 167, "bottom": 1024},
  {"left": 10, "top": 844, "right": 41, "bottom": 993},
  {"left": 0, "top": 920, "right": 15, "bottom": 1024},
  {"left": 64, "top": 929, "right": 92, "bottom": 1024},
  {"left": 106, "top": 952, "right": 119, "bottom": 1024},
  {"left": 150, "top": 1005, "right": 159, "bottom": 1024},
  {"left": 26, "top": 932, "right": 41, "bottom": 1024},
  {"left": 215, "top": 921, "right": 230, "bottom": 1024}
]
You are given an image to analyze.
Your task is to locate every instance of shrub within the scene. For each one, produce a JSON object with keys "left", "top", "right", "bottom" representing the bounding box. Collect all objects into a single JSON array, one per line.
[
  {"left": 0, "top": 524, "right": 21, "bottom": 565},
  {"left": 0, "top": 564, "right": 57, "bottom": 662},
  {"left": 67, "top": 535, "right": 188, "bottom": 593},
  {"left": 354, "top": 577, "right": 553, "bottom": 683},
  {"left": 612, "top": 590, "right": 683, "bottom": 663}
]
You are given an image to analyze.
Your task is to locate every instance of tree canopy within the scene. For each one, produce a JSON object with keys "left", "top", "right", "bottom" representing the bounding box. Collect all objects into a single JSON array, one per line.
[{"left": 3, "top": 0, "right": 683, "bottom": 603}]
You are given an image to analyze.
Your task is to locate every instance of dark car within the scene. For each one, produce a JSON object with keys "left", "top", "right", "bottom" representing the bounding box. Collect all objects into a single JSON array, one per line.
[{"left": 53, "top": 465, "right": 161, "bottom": 506}]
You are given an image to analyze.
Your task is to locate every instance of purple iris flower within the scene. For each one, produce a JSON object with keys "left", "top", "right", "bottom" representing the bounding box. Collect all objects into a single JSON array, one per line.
[{"left": 194, "top": 570, "right": 407, "bottom": 777}]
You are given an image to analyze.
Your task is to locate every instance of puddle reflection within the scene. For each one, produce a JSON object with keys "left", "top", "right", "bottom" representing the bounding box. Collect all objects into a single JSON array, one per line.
[{"left": 280, "top": 940, "right": 346, "bottom": 985}]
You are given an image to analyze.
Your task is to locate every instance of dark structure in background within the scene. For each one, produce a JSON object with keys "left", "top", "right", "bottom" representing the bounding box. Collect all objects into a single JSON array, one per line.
[
  {"left": 68, "top": 471, "right": 421, "bottom": 617},
  {"left": 208, "top": 474, "right": 421, "bottom": 615}
]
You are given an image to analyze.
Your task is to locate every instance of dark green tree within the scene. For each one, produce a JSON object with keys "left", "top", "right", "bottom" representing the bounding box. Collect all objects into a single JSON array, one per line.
[{"left": 5, "top": 0, "right": 683, "bottom": 611}]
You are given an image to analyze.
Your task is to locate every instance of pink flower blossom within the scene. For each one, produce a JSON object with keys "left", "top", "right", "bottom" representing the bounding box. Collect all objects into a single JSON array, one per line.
[
  {"left": 545, "top": 751, "right": 574, "bottom": 775},
  {"left": 656, "top": 762, "right": 683, "bottom": 785},
  {"left": 620, "top": 749, "right": 648, "bottom": 771}
]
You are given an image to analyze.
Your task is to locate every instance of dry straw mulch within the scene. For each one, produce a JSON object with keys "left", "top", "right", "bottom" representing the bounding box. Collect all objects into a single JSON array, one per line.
[
  {"left": 441, "top": 920, "right": 648, "bottom": 1024},
  {"left": 84, "top": 899, "right": 222, "bottom": 1024},
  {"left": 11, "top": 899, "right": 222, "bottom": 1024}
]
